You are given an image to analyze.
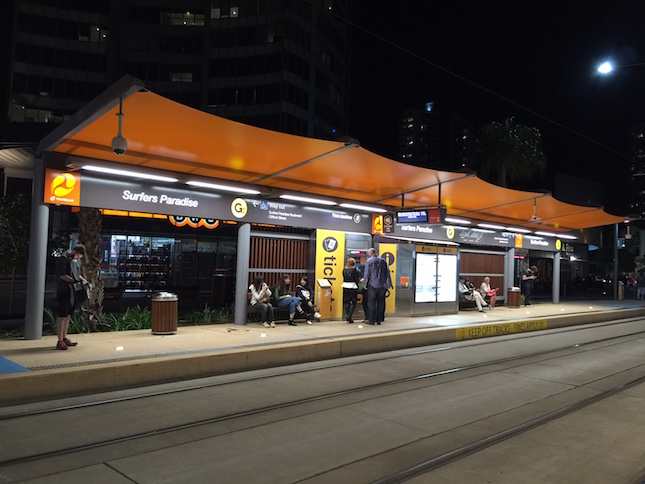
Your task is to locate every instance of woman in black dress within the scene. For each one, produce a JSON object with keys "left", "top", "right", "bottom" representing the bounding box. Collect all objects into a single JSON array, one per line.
[{"left": 342, "top": 257, "right": 360, "bottom": 323}]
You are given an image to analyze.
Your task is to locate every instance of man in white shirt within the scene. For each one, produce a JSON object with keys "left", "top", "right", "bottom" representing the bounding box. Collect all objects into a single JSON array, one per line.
[{"left": 458, "top": 276, "right": 488, "bottom": 312}]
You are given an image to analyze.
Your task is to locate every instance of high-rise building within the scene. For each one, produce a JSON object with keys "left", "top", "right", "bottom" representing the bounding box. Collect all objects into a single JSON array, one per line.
[
  {"left": 629, "top": 124, "right": 645, "bottom": 218},
  {"left": 1, "top": 0, "right": 352, "bottom": 193},
  {"left": 397, "top": 103, "right": 471, "bottom": 171}
]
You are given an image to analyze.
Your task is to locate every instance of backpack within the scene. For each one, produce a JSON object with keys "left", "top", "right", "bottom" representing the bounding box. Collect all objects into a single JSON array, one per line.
[
  {"left": 374, "top": 257, "right": 390, "bottom": 286},
  {"left": 269, "top": 286, "right": 279, "bottom": 306}
]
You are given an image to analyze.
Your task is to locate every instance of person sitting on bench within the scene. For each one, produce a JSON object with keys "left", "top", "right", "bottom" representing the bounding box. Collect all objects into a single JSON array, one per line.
[
  {"left": 274, "top": 274, "right": 306, "bottom": 326},
  {"left": 249, "top": 275, "right": 275, "bottom": 328},
  {"left": 459, "top": 276, "right": 489, "bottom": 312}
]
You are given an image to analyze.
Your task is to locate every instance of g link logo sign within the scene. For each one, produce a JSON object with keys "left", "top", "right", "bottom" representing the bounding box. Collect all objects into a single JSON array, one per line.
[
  {"left": 231, "top": 198, "right": 248, "bottom": 219},
  {"left": 45, "top": 170, "right": 80, "bottom": 206}
]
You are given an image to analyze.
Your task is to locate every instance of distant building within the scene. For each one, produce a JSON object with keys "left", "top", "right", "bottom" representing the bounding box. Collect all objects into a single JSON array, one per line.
[
  {"left": 629, "top": 124, "right": 645, "bottom": 218},
  {"left": 1, "top": 0, "right": 351, "bottom": 193},
  {"left": 397, "top": 104, "right": 471, "bottom": 171}
]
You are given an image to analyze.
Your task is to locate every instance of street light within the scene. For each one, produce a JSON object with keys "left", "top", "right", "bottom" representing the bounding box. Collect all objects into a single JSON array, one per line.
[
  {"left": 596, "top": 61, "right": 645, "bottom": 75},
  {"left": 597, "top": 61, "right": 613, "bottom": 74}
]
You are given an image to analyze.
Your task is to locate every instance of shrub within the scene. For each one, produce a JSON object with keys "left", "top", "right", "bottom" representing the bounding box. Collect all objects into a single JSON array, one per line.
[
  {"left": 106, "top": 306, "right": 151, "bottom": 331},
  {"left": 181, "top": 304, "right": 233, "bottom": 325}
]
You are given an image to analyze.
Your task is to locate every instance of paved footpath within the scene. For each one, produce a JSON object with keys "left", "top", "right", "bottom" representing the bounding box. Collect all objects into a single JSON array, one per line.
[{"left": 1, "top": 300, "right": 644, "bottom": 405}]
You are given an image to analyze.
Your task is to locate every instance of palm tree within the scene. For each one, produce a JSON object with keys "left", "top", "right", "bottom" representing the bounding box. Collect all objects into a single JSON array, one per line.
[
  {"left": 469, "top": 117, "right": 546, "bottom": 187},
  {"left": 78, "top": 207, "right": 106, "bottom": 331}
]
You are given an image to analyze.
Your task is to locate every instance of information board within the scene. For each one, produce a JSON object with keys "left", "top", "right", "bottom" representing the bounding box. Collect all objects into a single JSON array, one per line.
[
  {"left": 397, "top": 210, "right": 428, "bottom": 224},
  {"left": 414, "top": 252, "right": 457, "bottom": 303}
]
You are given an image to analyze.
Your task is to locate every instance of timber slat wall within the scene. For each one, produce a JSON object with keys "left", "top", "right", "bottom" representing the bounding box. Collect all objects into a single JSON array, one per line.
[
  {"left": 460, "top": 252, "right": 505, "bottom": 293},
  {"left": 249, "top": 237, "right": 311, "bottom": 289}
]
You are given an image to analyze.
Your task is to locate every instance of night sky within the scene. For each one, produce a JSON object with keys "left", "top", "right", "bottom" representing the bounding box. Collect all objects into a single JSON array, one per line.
[{"left": 347, "top": 2, "right": 645, "bottom": 214}]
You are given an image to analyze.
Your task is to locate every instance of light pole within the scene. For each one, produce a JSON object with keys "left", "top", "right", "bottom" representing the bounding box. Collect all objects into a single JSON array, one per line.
[{"left": 596, "top": 60, "right": 645, "bottom": 299}]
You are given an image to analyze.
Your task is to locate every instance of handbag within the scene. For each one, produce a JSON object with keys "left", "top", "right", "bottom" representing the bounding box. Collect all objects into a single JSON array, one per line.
[
  {"left": 341, "top": 282, "right": 358, "bottom": 289},
  {"left": 486, "top": 290, "right": 495, "bottom": 297}
]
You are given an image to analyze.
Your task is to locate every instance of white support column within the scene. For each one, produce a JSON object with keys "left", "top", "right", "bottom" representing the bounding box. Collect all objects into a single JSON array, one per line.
[
  {"left": 24, "top": 157, "right": 50, "bottom": 340},
  {"left": 504, "top": 248, "right": 515, "bottom": 301},
  {"left": 552, "top": 251, "right": 561, "bottom": 304},
  {"left": 234, "top": 223, "right": 251, "bottom": 325}
]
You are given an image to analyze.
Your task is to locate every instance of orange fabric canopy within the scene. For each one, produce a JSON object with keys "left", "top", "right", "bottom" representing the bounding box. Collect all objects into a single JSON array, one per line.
[{"left": 38, "top": 77, "right": 627, "bottom": 233}]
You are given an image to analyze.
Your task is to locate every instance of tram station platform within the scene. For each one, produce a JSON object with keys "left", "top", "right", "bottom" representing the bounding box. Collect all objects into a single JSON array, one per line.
[{"left": 1, "top": 300, "right": 645, "bottom": 406}]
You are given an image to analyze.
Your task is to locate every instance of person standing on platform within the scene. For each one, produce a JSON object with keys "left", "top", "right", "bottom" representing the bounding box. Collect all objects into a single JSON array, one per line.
[
  {"left": 55, "top": 244, "right": 87, "bottom": 350},
  {"left": 359, "top": 278, "right": 369, "bottom": 322},
  {"left": 636, "top": 271, "right": 645, "bottom": 300},
  {"left": 342, "top": 257, "right": 360, "bottom": 323},
  {"left": 522, "top": 265, "right": 538, "bottom": 307},
  {"left": 363, "top": 248, "right": 389, "bottom": 325}
]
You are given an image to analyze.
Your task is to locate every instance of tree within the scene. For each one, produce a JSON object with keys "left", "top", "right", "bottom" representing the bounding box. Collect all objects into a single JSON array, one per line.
[
  {"left": 0, "top": 194, "right": 31, "bottom": 315},
  {"left": 77, "top": 207, "right": 106, "bottom": 331},
  {"left": 592, "top": 240, "right": 636, "bottom": 277},
  {"left": 469, "top": 117, "right": 547, "bottom": 187}
]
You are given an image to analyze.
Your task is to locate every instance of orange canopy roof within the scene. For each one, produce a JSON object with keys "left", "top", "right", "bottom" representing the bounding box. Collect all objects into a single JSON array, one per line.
[{"left": 38, "top": 75, "right": 627, "bottom": 233}]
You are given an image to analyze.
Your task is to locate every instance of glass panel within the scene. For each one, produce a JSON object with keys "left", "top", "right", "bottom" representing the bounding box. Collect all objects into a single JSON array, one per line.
[
  {"left": 123, "top": 235, "right": 150, "bottom": 291},
  {"left": 216, "top": 240, "right": 236, "bottom": 273},
  {"left": 99, "top": 234, "right": 121, "bottom": 288},
  {"left": 173, "top": 239, "right": 197, "bottom": 287},
  {"left": 196, "top": 240, "right": 218, "bottom": 289},
  {"left": 151, "top": 238, "right": 173, "bottom": 289}
]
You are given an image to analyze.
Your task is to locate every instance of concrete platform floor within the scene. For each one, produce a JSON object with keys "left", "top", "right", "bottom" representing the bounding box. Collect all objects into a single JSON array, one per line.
[{"left": 1, "top": 300, "right": 645, "bottom": 406}]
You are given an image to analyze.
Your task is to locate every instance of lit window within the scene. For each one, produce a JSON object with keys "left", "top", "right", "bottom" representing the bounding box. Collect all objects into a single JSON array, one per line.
[{"left": 171, "top": 72, "right": 193, "bottom": 82}]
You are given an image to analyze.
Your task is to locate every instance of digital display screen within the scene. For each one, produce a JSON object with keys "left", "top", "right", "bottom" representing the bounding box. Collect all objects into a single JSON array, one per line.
[
  {"left": 397, "top": 207, "right": 445, "bottom": 224},
  {"left": 397, "top": 210, "right": 428, "bottom": 223},
  {"left": 427, "top": 207, "right": 446, "bottom": 224},
  {"left": 414, "top": 253, "right": 457, "bottom": 303}
]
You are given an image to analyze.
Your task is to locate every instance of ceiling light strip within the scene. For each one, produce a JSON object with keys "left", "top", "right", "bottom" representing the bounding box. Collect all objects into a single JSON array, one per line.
[
  {"left": 186, "top": 180, "right": 260, "bottom": 195},
  {"left": 82, "top": 165, "right": 178, "bottom": 183}
]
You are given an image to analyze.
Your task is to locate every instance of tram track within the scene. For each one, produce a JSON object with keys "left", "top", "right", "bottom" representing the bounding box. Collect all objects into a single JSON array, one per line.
[
  {"left": 2, "top": 316, "right": 644, "bottom": 421},
  {"left": 373, "top": 371, "right": 645, "bottom": 483},
  {"left": 1, "top": 322, "right": 645, "bottom": 472}
]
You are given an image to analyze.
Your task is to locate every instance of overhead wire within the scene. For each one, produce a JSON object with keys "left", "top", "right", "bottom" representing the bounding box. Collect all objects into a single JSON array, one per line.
[{"left": 312, "top": 1, "right": 633, "bottom": 163}]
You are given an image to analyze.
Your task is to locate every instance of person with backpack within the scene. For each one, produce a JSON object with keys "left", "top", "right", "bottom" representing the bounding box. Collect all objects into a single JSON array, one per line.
[{"left": 363, "top": 247, "right": 391, "bottom": 325}]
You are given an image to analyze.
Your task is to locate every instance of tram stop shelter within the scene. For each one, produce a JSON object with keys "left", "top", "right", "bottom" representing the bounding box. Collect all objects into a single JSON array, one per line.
[{"left": 24, "top": 75, "right": 627, "bottom": 339}]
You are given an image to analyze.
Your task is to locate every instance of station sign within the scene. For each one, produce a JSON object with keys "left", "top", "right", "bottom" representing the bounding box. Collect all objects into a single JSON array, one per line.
[
  {"left": 46, "top": 170, "right": 372, "bottom": 233},
  {"left": 393, "top": 221, "right": 558, "bottom": 251}
]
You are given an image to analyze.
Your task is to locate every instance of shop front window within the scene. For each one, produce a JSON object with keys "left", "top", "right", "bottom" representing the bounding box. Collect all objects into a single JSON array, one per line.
[{"left": 99, "top": 235, "right": 173, "bottom": 291}]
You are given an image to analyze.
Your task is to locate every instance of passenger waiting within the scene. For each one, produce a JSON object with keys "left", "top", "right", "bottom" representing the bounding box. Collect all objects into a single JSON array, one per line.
[
  {"left": 459, "top": 276, "right": 489, "bottom": 312},
  {"left": 274, "top": 274, "right": 306, "bottom": 326},
  {"left": 249, "top": 276, "right": 275, "bottom": 328},
  {"left": 296, "top": 276, "right": 320, "bottom": 324},
  {"left": 480, "top": 276, "right": 498, "bottom": 309},
  {"left": 342, "top": 257, "right": 360, "bottom": 323}
]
